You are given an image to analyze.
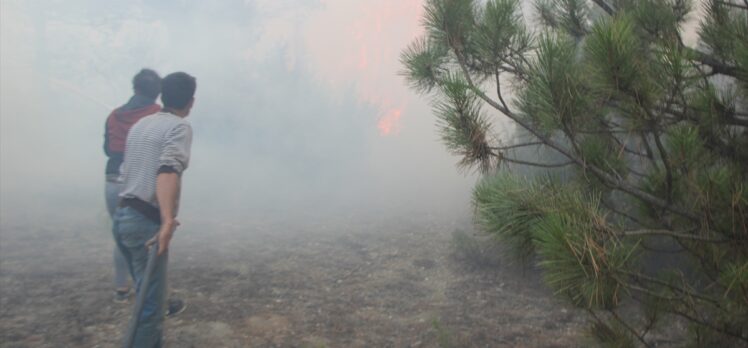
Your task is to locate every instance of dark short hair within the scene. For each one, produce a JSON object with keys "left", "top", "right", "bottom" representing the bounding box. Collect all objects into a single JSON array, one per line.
[
  {"left": 161, "top": 72, "right": 196, "bottom": 110},
  {"left": 132, "top": 68, "right": 161, "bottom": 99}
]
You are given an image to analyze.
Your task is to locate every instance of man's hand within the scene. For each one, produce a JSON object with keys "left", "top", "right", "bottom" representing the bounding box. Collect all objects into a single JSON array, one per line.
[
  {"left": 157, "top": 219, "right": 179, "bottom": 255},
  {"left": 146, "top": 219, "right": 180, "bottom": 256}
]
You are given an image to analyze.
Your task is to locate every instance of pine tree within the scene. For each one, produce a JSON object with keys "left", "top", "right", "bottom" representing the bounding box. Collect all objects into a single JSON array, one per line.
[{"left": 402, "top": 0, "right": 748, "bottom": 345}]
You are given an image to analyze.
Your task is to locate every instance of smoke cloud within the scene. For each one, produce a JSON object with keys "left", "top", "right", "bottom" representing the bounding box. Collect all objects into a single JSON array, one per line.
[{"left": 0, "top": 0, "right": 479, "bottom": 225}]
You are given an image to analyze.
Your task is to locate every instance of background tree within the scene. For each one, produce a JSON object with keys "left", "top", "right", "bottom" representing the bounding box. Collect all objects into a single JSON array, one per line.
[{"left": 402, "top": 0, "right": 748, "bottom": 345}]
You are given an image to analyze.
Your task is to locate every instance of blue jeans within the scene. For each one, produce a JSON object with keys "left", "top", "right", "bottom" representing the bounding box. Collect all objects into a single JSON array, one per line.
[
  {"left": 105, "top": 176, "right": 130, "bottom": 290},
  {"left": 113, "top": 206, "right": 168, "bottom": 348}
]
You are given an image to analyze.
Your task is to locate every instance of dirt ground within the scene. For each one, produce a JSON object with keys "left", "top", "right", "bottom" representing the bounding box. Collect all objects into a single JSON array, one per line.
[{"left": 0, "top": 207, "right": 586, "bottom": 347}]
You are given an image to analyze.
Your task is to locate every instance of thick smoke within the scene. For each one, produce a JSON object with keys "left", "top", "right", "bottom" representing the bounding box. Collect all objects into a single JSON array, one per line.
[{"left": 0, "top": 0, "right": 477, "bottom": 226}]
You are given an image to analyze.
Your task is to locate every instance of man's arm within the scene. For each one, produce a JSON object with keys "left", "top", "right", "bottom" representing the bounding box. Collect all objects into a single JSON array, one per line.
[
  {"left": 154, "top": 122, "right": 192, "bottom": 255},
  {"left": 155, "top": 171, "right": 180, "bottom": 255}
]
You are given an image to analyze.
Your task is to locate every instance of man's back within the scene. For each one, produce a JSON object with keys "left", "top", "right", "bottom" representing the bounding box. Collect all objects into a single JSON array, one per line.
[{"left": 120, "top": 112, "right": 192, "bottom": 210}]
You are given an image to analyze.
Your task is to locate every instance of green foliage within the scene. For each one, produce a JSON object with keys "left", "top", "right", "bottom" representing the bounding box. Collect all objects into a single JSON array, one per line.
[
  {"left": 435, "top": 73, "right": 495, "bottom": 173},
  {"left": 535, "top": 0, "right": 590, "bottom": 39},
  {"left": 628, "top": 0, "right": 691, "bottom": 40},
  {"left": 651, "top": 43, "right": 691, "bottom": 102},
  {"left": 474, "top": 173, "right": 634, "bottom": 309},
  {"left": 734, "top": 15, "right": 748, "bottom": 91},
  {"left": 691, "top": 165, "right": 747, "bottom": 237},
  {"left": 473, "top": 0, "right": 532, "bottom": 73},
  {"left": 535, "top": 0, "right": 559, "bottom": 29},
  {"left": 572, "top": 134, "right": 627, "bottom": 195},
  {"left": 578, "top": 135, "right": 627, "bottom": 181},
  {"left": 585, "top": 16, "right": 654, "bottom": 105},
  {"left": 693, "top": 85, "right": 738, "bottom": 125},
  {"left": 404, "top": 0, "right": 748, "bottom": 345},
  {"left": 666, "top": 125, "right": 706, "bottom": 169},
  {"left": 423, "top": 0, "right": 478, "bottom": 52},
  {"left": 534, "top": 212, "right": 631, "bottom": 309},
  {"left": 720, "top": 260, "right": 748, "bottom": 304},
  {"left": 473, "top": 173, "right": 547, "bottom": 260},
  {"left": 691, "top": 85, "right": 748, "bottom": 165},
  {"left": 518, "top": 34, "right": 591, "bottom": 133},
  {"left": 700, "top": 0, "right": 747, "bottom": 66},
  {"left": 639, "top": 155, "right": 747, "bottom": 236},
  {"left": 400, "top": 37, "right": 448, "bottom": 94},
  {"left": 529, "top": 188, "right": 634, "bottom": 310}
]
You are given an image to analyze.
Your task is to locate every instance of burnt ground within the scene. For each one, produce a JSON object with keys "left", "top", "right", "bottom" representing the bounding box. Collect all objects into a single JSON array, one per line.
[{"left": 0, "top": 207, "right": 586, "bottom": 347}]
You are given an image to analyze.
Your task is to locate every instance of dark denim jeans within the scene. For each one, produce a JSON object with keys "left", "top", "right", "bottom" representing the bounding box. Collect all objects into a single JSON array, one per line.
[{"left": 112, "top": 206, "right": 168, "bottom": 348}]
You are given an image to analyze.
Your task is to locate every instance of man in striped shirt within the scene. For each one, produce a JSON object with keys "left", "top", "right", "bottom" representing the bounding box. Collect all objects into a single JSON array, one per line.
[{"left": 113, "top": 72, "right": 196, "bottom": 347}]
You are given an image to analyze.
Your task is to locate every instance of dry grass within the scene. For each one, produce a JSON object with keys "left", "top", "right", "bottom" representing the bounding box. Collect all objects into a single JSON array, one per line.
[{"left": 0, "top": 209, "right": 584, "bottom": 347}]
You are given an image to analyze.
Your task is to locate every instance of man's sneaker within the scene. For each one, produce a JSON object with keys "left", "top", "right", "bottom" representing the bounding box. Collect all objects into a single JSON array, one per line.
[
  {"left": 114, "top": 289, "right": 130, "bottom": 303},
  {"left": 166, "top": 298, "right": 186, "bottom": 318}
]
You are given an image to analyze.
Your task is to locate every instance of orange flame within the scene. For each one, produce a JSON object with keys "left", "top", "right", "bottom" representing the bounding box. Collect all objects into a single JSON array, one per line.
[{"left": 298, "top": 0, "right": 425, "bottom": 137}]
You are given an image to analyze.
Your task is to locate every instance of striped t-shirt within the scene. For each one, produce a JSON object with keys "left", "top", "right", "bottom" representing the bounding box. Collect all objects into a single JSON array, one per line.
[{"left": 119, "top": 112, "right": 193, "bottom": 212}]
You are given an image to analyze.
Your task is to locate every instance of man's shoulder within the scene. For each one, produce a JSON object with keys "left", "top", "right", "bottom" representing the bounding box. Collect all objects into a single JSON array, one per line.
[
  {"left": 134, "top": 112, "right": 175, "bottom": 124},
  {"left": 161, "top": 113, "right": 192, "bottom": 130},
  {"left": 131, "top": 113, "right": 191, "bottom": 134}
]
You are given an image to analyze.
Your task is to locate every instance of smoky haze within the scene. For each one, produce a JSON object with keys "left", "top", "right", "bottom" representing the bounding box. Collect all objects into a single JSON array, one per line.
[{"left": 0, "top": 0, "right": 481, "bottom": 226}]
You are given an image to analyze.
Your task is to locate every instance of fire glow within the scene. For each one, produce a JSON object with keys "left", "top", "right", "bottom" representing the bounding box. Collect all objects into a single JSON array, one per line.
[
  {"left": 377, "top": 108, "right": 402, "bottom": 136},
  {"left": 296, "top": 0, "right": 424, "bottom": 138}
]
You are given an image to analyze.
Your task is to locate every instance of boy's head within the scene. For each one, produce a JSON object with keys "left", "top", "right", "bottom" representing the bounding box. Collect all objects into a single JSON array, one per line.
[
  {"left": 132, "top": 68, "right": 161, "bottom": 99},
  {"left": 161, "top": 72, "right": 197, "bottom": 114}
]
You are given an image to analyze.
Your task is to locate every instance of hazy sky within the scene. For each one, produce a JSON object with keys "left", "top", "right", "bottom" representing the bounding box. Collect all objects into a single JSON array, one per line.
[{"left": 0, "top": 0, "right": 480, "bottom": 221}]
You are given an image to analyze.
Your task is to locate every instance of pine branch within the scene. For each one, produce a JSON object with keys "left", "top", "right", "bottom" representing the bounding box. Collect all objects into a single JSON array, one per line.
[
  {"left": 505, "top": 46, "right": 532, "bottom": 76},
  {"left": 698, "top": 125, "right": 748, "bottom": 163},
  {"left": 668, "top": 307, "right": 748, "bottom": 343},
  {"left": 574, "top": 128, "right": 658, "bottom": 134},
  {"left": 626, "top": 167, "right": 648, "bottom": 178},
  {"left": 688, "top": 48, "right": 741, "bottom": 78},
  {"left": 614, "top": 139, "right": 652, "bottom": 159},
  {"left": 499, "top": 155, "right": 575, "bottom": 168},
  {"left": 655, "top": 105, "right": 748, "bottom": 164},
  {"left": 651, "top": 130, "right": 674, "bottom": 203},
  {"left": 639, "top": 133, "right": 660, "bottom": 170},
  {"left": 623, "top": 282, "right": 745, "bottom": 342},
  {"left": 494, "top": 70, "right": 510, "bottom": 112},
  {"left": 622, "top": 273, "right": 723, "bottom": 310},
  {"left": 670, "top": 237, "right": 729, "bottom": 290},
  {"left": 723, "top": 116, "right": 748, "bottom": 127},
  {"left": 491, "top": 141, "right": 544, "bottom": 150},
  {"left": 610, "top": 309, "right": 652, "bottom": 348},
  {"left": 715, "top": 0, "right": 748, "bottom": 10},
  {"left": 602, "top": 200, "right": 650, "bottom": 228},
  {"left": 606, "top": 131, "right": 655, "bottom": 170},
  {"left": 452, "top": 50, "right": 700, "bottom": 221},
  {"left": 620, "top": 229, "right": 728, "bottom": 243},
  {"left": 625, "top": 283, "right": 683, "bottom": 303},
  {"left": 639, "top": 239, "right": 686, "bottom": 253},
  {"left": 590, "top": 0, "right": 615, "bottom": 15}
]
